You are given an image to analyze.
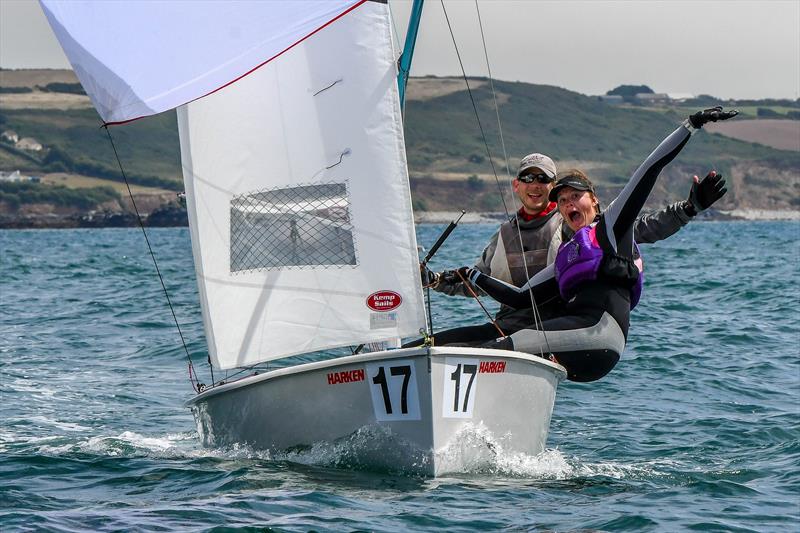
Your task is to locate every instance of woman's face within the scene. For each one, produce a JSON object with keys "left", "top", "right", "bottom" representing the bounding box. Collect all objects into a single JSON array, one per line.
[{"left": 557, "top": 187, "right": 598, "bottom": 232}]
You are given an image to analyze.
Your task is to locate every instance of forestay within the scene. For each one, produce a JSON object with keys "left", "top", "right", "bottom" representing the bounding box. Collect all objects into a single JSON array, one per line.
[
  {"left": 40, "top": 0, "right": 363, "bottom": 124},
  {"left": 179, "top": 1, "right": 425, "bottom": 369}
]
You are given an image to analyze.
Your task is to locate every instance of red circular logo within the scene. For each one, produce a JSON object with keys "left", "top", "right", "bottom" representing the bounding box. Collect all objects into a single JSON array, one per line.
[{"left": 366, "top": 291, "right": 402, "bottom": 312}]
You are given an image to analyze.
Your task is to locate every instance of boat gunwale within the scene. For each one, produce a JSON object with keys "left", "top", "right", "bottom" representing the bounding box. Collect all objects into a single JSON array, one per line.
[{"left": 184, "top": 346, "right": 566, "bottom": 407}]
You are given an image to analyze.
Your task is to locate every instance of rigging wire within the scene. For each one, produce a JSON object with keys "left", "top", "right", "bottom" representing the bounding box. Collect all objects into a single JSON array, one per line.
[
  {"left": 473, "top": 0, "right": 552, "bottom": 356},
  {"left": 102, "top": 125, "right": 210, "bottom": 393},
  {"left": 474, "top": 1, "right": 511, "bottom": 180},
  {"left": 439, "top": 0, "right": 509, "bottom": 218},
  {"left": 455, "top": 270, "right": 505, "bottom": 337},
  {"left": 426, "top": 285, "right": 434, "bottom": 333}
]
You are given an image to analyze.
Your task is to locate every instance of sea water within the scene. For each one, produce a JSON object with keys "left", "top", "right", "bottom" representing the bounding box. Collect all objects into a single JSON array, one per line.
[{"left": 1, "top": 222, "right": 798, "bottom": 532}]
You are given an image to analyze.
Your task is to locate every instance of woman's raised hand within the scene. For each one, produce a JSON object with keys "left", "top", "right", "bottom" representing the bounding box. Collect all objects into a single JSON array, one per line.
[
  {"left": 689, "top": 106, "right": 739, "bottom": 128},
  {"left": 687, "top": 170, "right": 728, "bottom": 214}
]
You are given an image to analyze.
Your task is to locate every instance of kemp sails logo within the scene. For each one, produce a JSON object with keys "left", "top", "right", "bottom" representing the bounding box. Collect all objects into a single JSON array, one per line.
[{"left": 366, "top": 290, "right": 402, "bottom": 312}]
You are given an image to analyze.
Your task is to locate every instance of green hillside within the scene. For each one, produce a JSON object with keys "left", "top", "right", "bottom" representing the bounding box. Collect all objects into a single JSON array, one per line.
[
  {"left": 406, "top": 78, "right": 799, "bottom": 211},
  {"left": 405, "top": 78, "right": 799, "bottom": 179},
  {"left": 1, "top": 75, "right": 797, "bottom": 215},
  {"left": 0, "top": 107, "right": 181, "bottom": 190}
]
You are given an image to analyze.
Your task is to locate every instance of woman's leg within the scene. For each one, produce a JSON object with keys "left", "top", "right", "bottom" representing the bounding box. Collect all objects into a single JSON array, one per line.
[
  {"left": 481, "top": 310, "right": 626, "bottom": 382},
  {"left": 402, "top": 322, "right": 501, "bottom": 347}
]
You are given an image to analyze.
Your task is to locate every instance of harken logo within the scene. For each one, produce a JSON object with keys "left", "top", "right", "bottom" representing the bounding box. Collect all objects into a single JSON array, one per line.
[{"left": 366, "top": 291, "right": 403, "bottom": 312}]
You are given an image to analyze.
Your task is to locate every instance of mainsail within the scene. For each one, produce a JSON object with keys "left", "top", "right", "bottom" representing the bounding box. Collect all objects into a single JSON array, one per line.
[
  {"left": 42, "top": 0, "right": 427, "bottom": 369},
  {"left": 178, "top": 3, "right": 425, "bottom": 368}
]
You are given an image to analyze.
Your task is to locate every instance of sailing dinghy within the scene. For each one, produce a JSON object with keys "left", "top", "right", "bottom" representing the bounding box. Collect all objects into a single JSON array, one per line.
[{"left": 42, "top": 0, "right": 566, "bottom": 475}]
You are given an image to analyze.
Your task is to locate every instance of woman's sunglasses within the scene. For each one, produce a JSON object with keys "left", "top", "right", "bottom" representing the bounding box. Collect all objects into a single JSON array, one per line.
[{"left": 517, "top": 173, "right": 553, "bottom": 184}]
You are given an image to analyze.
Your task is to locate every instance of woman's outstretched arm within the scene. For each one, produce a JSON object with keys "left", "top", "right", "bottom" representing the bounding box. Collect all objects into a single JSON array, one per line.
[
  {"left": 602, "top": 108, "right": 737, "bottom": 252},
  {"left": 601, "top": 122, "right": 693, "bottom": 252}
]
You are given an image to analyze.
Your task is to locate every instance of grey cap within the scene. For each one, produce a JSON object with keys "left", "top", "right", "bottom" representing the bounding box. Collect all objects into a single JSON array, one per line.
[{"left": 517, "top": 153, "right": 557, "bottom": 179}]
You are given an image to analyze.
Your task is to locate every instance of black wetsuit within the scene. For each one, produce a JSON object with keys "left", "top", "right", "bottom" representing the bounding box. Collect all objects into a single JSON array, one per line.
[{"left": 468, "top": 120, "right": 697, "bottom": 382}]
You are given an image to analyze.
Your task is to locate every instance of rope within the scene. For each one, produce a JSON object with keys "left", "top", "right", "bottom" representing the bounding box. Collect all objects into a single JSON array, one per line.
[
  {"left": 455, "top": 270, "right": 505, "bottom": 338},
  {"left": 102, "top": 125, "right": 207, "bottom": 393},
  {"left": 439, "top": 0, "right": 509, "bottom": 218},
  {"left": 473, "top": 0, "right": 551, "bottom": 357}
]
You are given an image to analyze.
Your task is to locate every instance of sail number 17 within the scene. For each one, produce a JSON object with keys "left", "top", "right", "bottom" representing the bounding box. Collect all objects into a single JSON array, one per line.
[
  {"left": 366, "top": 359, "right": 421, "bottom": 421},
  {"left": 443, "top": 357, "right": 480, "bottom": 418}
]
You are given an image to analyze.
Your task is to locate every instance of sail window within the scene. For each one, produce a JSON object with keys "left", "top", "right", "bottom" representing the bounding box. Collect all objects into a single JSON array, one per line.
[{"left": 230, "top": 182, "right": 358, "bottom": 272}]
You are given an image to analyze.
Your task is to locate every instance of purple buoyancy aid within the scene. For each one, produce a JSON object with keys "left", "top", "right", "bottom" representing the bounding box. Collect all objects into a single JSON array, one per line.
[{"left": 554, "top": 225, "right": 644, "bottom": 309}]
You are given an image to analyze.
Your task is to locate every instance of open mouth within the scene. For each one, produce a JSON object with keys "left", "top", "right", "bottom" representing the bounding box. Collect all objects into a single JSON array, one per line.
[{"left": 568, "top": 209, "right": 583, "bottom": 225}]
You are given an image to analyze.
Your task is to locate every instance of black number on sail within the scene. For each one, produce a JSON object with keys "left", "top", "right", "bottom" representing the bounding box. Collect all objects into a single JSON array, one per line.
[
  {"left": 372, "top": 364, "right": 413, "bottom": 415},
  {"left": 451, "top": 363, "right": 478, "bottom": 412},
  {"left": 372, "top": 366, "right": 392, "bottom": 414},
  {"left": 462, "top": 364, "right": 477, "bottom": 411},
  {"left": 390, "top": 365, "right": 411, "bottom": 414},
  {"left": 451, "top": 364, "right": 461, "bottom": 412}
]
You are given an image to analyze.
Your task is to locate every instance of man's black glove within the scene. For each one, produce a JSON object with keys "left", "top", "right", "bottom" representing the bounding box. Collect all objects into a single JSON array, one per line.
[
  {"left": 689, "top": 106, "right": 739, "bottom": 128},
  {"left": 438, "top": 269, "right": 460, "bottom": 285},
  {"left": 438, "top": 267, "right": 477, "bottom": 285},
  {"left": 457, "top": 266, "right": 476, "bottom": 280},
  {"left": 420, "top": 265, "right": 439, "bottom": 288},
  {"left": 686, "top": 170, "right": 727, "bottom": 215}
]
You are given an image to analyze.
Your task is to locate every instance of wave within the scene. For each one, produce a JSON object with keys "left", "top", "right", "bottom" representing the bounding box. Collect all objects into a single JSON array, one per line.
[{"left": 24, "top": 424, "right": 670, "bottom": 484}]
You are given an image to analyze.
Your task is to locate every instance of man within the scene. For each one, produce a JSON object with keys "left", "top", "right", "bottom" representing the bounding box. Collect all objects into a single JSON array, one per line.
[
  {"left": 417, "top": 153, "right": 563, "bottom": 345},
  {"left": 415, "top": 151, "right": 727, "bottom": 347}
]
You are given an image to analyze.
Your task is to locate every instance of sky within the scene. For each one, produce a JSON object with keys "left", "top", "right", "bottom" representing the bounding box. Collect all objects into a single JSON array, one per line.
[{"left": 1, "top": 0, "right": 798, "bottom": 100}]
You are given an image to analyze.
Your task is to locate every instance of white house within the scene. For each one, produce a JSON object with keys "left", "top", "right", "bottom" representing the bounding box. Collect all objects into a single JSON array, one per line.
[
  {"left": 666, "top": 93, "right": 695, "bottom": 103},
  {"left": 2, "top": 170, "right": 21, "bottom": 182},
  {"left": 1, "top": 130, "right": 20, "bottom": 143},
  {"left": 634, "top": 93, "right": 671, "bottom": 104},
  {"left": 15, "top": 137, "right": 43, "bottom": 152}
]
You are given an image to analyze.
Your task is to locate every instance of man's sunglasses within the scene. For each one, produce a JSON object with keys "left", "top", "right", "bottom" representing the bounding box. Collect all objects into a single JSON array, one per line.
[{"left": 517, "top": 173, "right": 553, "bottom": 184}]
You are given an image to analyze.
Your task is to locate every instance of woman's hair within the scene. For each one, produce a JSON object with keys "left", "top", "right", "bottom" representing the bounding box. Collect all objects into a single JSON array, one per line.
[{"left": 557, "top": 168, "right": 601, "bottom": 213}]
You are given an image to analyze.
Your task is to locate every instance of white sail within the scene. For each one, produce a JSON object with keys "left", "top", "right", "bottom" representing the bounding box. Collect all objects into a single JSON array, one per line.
[
  {"left": 178, "top": 1, "right": 426, "bottom": 369},
  {"left": 40, "top": 0, "right": 362, "bottom": 124},
  {"left": 42, "top": 0, "right": 568, "bottom": 472}
]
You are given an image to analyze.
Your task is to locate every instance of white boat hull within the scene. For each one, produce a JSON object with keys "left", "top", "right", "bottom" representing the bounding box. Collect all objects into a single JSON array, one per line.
[{"left": 186, "top": 347, "right": 566, "bottom": 476}]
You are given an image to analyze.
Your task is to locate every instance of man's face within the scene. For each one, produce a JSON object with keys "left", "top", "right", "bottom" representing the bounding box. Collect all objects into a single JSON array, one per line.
[{"left": 513, "top": 167, "right": 555, "bottom": 215}]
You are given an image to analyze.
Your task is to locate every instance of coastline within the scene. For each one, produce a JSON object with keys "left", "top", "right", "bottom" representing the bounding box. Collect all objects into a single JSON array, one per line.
[
  {"left": 1, "top": 208, "right": 798, "bottom": 230},
  {"left": 414, "top": 209, "right": 800, "bottom": 224},
  {"left": 716, "top": 209, "right": 800, "bottom": 221}
]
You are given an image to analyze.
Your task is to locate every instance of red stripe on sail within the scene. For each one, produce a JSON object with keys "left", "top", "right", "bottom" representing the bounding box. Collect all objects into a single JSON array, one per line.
[{"left": 103, "top": 0, "right": 368, "bottom": 127}]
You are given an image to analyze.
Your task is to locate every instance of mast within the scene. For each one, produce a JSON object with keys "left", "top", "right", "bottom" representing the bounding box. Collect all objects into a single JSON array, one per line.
[{"left": 397, "top": 0, "right": 425, "bottom": 108}]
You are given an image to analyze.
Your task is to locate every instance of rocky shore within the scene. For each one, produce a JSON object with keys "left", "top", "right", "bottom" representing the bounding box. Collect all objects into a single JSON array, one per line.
[
  {"left": 1, "top": 207, "right": 797, "bottom": 230},
  {"left": 414, "top": 209, "right": 800, "bottom": 224},
  {"left": 0, "top": 203, "right": 189, "bottom": 229},
  {"left": 717, "top": 209, "right": 800, "bottom": 221}
]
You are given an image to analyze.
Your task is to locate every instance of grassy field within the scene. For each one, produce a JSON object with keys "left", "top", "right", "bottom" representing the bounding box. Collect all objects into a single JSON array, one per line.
[
  {"left": 0, "top": 107, "right": 182, "bottom": 190},
  {"left": 703, "top": 120, "right": 800, "bottom": 152},
  {"left": 41, "top": 173, "right": 174, "bottom": 195},
  {"left": 667, "top": 105, "right": 799, "bottom": 120}
]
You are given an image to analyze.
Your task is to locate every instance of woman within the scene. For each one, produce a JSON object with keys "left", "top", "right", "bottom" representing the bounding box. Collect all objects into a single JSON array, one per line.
[{"left": 461, "top": 107, "right": 737, "bottom": 382}]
